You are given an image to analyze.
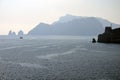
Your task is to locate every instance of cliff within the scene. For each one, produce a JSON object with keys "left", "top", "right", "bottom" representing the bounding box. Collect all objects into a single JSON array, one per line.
[{"left": 98, "top": 27, "right": 120, "bottom": 43}]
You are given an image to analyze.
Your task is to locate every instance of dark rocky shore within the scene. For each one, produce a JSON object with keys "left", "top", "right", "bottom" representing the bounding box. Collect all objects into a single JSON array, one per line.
[{"left": 98, "top": 26, "right": 120, "bottom": 43}]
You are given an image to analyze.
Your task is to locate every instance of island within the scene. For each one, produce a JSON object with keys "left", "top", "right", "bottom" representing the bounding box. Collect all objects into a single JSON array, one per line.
[{"left": 98, "top": 26, "right": 120, "bottom": 43}]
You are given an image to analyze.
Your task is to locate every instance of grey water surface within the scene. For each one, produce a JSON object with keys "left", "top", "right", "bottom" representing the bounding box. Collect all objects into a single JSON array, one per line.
[{"left": 0, "top": 36, "right": 120, "bottom": 80}]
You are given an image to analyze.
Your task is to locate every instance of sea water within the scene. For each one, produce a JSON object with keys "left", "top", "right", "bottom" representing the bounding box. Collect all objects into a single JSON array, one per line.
[{"left": 0, "top": 36, "right": 120, "bottom": 80}]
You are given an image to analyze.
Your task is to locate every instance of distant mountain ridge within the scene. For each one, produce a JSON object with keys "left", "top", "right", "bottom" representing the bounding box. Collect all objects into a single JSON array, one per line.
[
  {"left": 53, "top": 14, "right": 82, "bottom": 24},
  {"left": 28, "top": 14, "right": 120, "bottom": 36},
  {"left": 54, "top": 14, "right": 120, "bottom": 28}
]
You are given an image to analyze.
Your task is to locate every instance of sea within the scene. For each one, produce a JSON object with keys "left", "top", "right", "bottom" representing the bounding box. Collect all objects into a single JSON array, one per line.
[{"left": 0, "top": 36, "right": 120, "bottom": 80}]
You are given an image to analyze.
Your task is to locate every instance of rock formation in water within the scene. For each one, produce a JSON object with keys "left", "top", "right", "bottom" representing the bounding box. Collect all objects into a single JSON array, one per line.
[
  {"left": 8, "top": 30, "right": 16, "bottom": 36},
  {"left": 98, "top": 27, "right": 120, "bottom": 43}
]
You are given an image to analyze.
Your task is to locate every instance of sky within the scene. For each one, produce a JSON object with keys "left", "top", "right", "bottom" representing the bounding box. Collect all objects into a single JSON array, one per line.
[{"left": 0, "top": 0, "right": 120, "bottom": 35}]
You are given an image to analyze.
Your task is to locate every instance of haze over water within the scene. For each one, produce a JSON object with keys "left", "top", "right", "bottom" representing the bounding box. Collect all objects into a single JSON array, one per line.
[
  {"left": 0, "top": 0, "right": 120, "bottom": 35},
  {"left": 0, "top": 36, "right": 120, "bottom": 80},
  {"left": 0, "top": 0, "right": 120, "bottom": 79}
]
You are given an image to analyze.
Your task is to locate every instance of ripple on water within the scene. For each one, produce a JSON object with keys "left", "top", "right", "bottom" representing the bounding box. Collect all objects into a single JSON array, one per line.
[
  {"left": 80, "top": 48, "right": 88, "bottom": 51},
  {"left": 37, "top": 46, "right": 49, "bottom": 49},
  {"left": 18, "top": 63, "right": 47, "bottom": 69},
  {"left": 36, "top": 47, "right": 78, "bottom": 59},
  {"left": 92, "top": 50, "right": 107, "bottom": 53},
  {"left": 0, "top": 57, "right": 1, "bottom": 59},
  {"left": 0, "top": 45, "right": 32, "bottom": 50}
]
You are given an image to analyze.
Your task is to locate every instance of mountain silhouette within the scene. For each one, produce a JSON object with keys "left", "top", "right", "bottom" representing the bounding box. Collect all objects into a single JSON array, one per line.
[
  {"left": 53, "top": 14, "right": 82, "bottom": 24},
  {"left": 28, "top": 14, "right": 120, "bottom": 36}
]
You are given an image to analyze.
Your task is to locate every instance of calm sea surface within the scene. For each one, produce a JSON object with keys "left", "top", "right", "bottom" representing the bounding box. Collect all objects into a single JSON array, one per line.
[{"left": 0, "top": 36, "right": 120, "bottom": 80}]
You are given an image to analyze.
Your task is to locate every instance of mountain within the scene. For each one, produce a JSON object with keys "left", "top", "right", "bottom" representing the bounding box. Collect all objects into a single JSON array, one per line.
[
  {"left": 96, "top": 17, "right": 120, "bottom": 29},
  {"left": 28, "top": 23, "right": 51, "bottom": 35},
  {"left": 53, "top": 14, "right": 82, "bottom": 24},
  {"left": 28, "top": 14, "right": 120, "bottom": 36}
]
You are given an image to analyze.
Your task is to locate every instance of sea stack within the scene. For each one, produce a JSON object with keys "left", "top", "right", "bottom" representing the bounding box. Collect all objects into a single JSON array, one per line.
[{"left": 92, "top": 38, "right": 96, "bottom": 43}]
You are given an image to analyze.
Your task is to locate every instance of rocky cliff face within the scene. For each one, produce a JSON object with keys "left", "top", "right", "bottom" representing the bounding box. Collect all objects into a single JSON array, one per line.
[{"left": 98, "top": 27, "right": 120, "bottom": 43}]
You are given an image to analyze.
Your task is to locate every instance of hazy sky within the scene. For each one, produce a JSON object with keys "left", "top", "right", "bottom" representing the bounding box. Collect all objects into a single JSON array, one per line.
[{"left": 0, "top": 0, "right": 120, "bottom": 35}]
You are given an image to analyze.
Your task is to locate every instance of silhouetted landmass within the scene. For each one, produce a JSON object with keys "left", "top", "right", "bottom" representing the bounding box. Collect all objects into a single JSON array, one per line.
[
  {"left": 92, "top": 38, "right": 96, "bottom": 43},
  {"left": 98, "top": 27, "right": 120, "bottom": 43},
  {"left": 53, "top": 14, "right": 82, "bottom": 24},
  {"left": 8, "top": 30, "right": 16, "bottom": 36},
  {"left": 54, "top": 14, "right": 120, "bottom": 29},
  {"left": 28, "top": 14, "right": 120, "bottom": 36},
  {"left": 8, "top": 30, "right": 24, "bottom": 36}
]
